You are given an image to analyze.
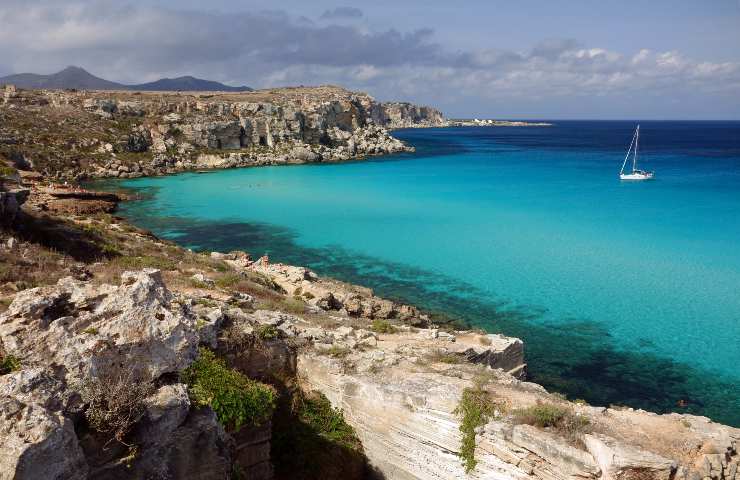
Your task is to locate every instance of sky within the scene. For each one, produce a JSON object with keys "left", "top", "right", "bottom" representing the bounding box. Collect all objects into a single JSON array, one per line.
[{"left": 1, "top": 0, "right": 739, "bottom": 119}]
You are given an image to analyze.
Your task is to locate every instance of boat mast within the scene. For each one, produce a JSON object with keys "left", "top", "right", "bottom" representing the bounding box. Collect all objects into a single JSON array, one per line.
[
  {"left": 620, "top": 126, "right": 638, "bottom": 175},
  {"left": 632, "top": 125, "right": 640, "bottom": 173}
]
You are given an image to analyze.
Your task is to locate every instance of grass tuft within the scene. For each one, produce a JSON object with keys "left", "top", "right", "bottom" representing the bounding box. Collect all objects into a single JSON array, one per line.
[
  {"left": 512, "top": 401, "right": 591, "bottom": 447},
  {"left": 113, "top": 255, "right": 177, "bottom": 271}
]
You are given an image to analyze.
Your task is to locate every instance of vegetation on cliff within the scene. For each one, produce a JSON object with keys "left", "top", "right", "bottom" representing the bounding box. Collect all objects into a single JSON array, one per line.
[
  {"left": 455, "top": 383, "right": 501, "bottom": 473},
  {"left": 182, "top": 347, "right": 276, "bottom": 432},
  {"left": 512, "top": 401, "right": 591, "bottom": 447}
]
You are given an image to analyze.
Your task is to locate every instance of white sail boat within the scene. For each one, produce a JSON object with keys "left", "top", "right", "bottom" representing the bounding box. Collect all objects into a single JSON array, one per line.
[{"left": 619, "top": 125, "right": 654, "bottom": 180}]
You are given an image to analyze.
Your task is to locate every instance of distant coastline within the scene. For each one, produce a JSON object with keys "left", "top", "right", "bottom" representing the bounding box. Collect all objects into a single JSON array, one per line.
[{"left": 449, "top": 118, "right": 553, "bottom": 127}]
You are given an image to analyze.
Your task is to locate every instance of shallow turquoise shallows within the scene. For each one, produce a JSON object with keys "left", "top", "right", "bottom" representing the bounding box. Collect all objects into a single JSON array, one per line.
[{"left": 108, "top": 121, "right": 740, "bottom": 425}]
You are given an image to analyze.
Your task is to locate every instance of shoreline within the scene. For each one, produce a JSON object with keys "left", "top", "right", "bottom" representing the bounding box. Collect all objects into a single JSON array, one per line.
[{"left": 103, "top": 156, "right": 740, "bottom": 429}]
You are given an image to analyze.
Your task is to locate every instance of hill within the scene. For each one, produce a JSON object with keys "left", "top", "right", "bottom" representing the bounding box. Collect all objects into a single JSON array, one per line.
[{"left": 0, "top": 66, "right": 252, "bottom": 92}]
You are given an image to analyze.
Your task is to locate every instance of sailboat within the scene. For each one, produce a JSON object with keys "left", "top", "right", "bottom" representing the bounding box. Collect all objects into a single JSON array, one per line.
[{"left": 619, "top": 125, "right": 654, "bottom": 180}]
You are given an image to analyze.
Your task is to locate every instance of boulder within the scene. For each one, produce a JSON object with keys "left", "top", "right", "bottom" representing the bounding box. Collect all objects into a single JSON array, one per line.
[
  {"left": 0, "top": 369, "right": 88, "bottom": 480},
  {"left": 0, "top": 269, "right": 199, "bottom": 382},
  {"left": 584, "top": 433, "right": 675, "bottom": 480}
]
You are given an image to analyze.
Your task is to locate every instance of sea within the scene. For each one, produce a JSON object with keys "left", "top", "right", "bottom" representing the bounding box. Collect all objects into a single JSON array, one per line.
[{"left": 105, "top": 121, "right": 740, "bottom": 426}]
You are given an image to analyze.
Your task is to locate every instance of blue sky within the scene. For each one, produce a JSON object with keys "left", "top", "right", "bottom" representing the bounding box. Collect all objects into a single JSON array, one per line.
[{"left": 1, "top": 0, "right": 739, "bottom": 119}]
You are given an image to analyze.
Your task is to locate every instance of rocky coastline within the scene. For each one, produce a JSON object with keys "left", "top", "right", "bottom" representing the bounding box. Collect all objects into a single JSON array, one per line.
[
  {"left": 1, "top": 86, "right": 739, "bottom": 480},
  {"left": 448, "top": 119, "right": 553, "bottom": 127},
  {"left": 1, "top": 84, "right": 444, "bottom": 181}
]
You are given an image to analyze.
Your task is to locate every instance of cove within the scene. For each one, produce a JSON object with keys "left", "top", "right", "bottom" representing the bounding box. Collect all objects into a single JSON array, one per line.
[{"left": 104, "top": 121, "right": 740, "bottom": 426}]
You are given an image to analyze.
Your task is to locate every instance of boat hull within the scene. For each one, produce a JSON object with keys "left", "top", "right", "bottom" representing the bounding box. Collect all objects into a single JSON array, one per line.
[{"left": 620, "top": 172, "right": 654, "bottom": 181}]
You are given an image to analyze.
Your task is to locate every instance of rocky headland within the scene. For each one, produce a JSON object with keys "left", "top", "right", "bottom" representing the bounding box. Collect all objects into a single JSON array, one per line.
[
  {"left": 1, "top": 86, "right": 739, "bottom": 480},
  {"left": 1, "top": 84, "right": 444, "bottom": 181}
]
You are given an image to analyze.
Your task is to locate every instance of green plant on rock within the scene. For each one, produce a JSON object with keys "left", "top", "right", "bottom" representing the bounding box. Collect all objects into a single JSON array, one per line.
[
  {"left": 256, "top": 324, "right": 279, "bottom": 340},
  {"left": 455, "top": 385, "right": 498, "bottom": 473},
  {"left": 0, "top": 354, "right": 21, "bottom": 374},
  {"left": 182, "top": 348, "right": 275, "bottom": 432},
  {"left": 370, "top": 319, "right": 397, "bottom": 334}
]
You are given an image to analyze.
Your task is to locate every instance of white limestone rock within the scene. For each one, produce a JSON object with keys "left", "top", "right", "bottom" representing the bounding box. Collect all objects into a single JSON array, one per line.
[{"left": 0, "top": 269, "right": 199, "bottom": 382}]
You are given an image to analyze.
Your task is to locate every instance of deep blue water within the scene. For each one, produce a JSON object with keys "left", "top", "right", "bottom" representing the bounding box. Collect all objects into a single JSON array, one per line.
[{"left": 106, "top": 121, "right": 740, "bottom": 426}]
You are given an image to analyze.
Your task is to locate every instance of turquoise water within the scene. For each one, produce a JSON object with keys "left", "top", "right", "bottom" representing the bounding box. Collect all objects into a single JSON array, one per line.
[{"left": 108, "top": 122, "right": 740, "bottom": 425}]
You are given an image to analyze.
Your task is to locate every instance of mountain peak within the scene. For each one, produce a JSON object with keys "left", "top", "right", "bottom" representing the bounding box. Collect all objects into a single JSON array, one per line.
[
  {"left": 0, "top": 67, "right": 252, "bottom": 92},
  {"left": 61, "top": 65, "right": 88, "bottom": 73}
]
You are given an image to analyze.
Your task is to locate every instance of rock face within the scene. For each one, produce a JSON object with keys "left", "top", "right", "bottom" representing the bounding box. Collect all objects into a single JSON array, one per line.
[
  {"left": 299, "top": 348, "right": 740, "bottom": 480},
  {"left": 0, "top": 369, "right": 88, "bottom": 480}
]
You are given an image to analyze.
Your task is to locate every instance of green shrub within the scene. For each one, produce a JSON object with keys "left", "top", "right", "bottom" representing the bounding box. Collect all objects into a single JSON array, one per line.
[
  {"left": 182, "top": 348, "right": 275, "bottom": 432},
  {"left": 256, "top": 324, "right": 279, "bottom": 340},
  {"left": 302, "top": 291, "right": 315, "bottom": 300},
  {"left": 370, "top": 319, "right": 397, "bottom": 334},
  {"left": 194, "top": 298, "right": 217, "bottom": 308},
  {"left": 0, "top": 354, "right": 21, "bottom": 374},
  {"left": 260, "top": 297, "right": 306, "bottom": 314},
  {"left": 82, "top": 327, "right": 99, "bottom": 335},
  {"left": 455, "top": 385, "right": 499, "bottom": 473},
  {"left": 512, "top": 401, "right": 591, "bottom": 446},
  {"left": 512, "top": 402, "right": 567, "bottom": 428}
]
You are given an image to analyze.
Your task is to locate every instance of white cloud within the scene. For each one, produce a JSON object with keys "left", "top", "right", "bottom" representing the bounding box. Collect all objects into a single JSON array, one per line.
[{"left": 0, "top": 0, "right": 738, "bottom": 117}]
